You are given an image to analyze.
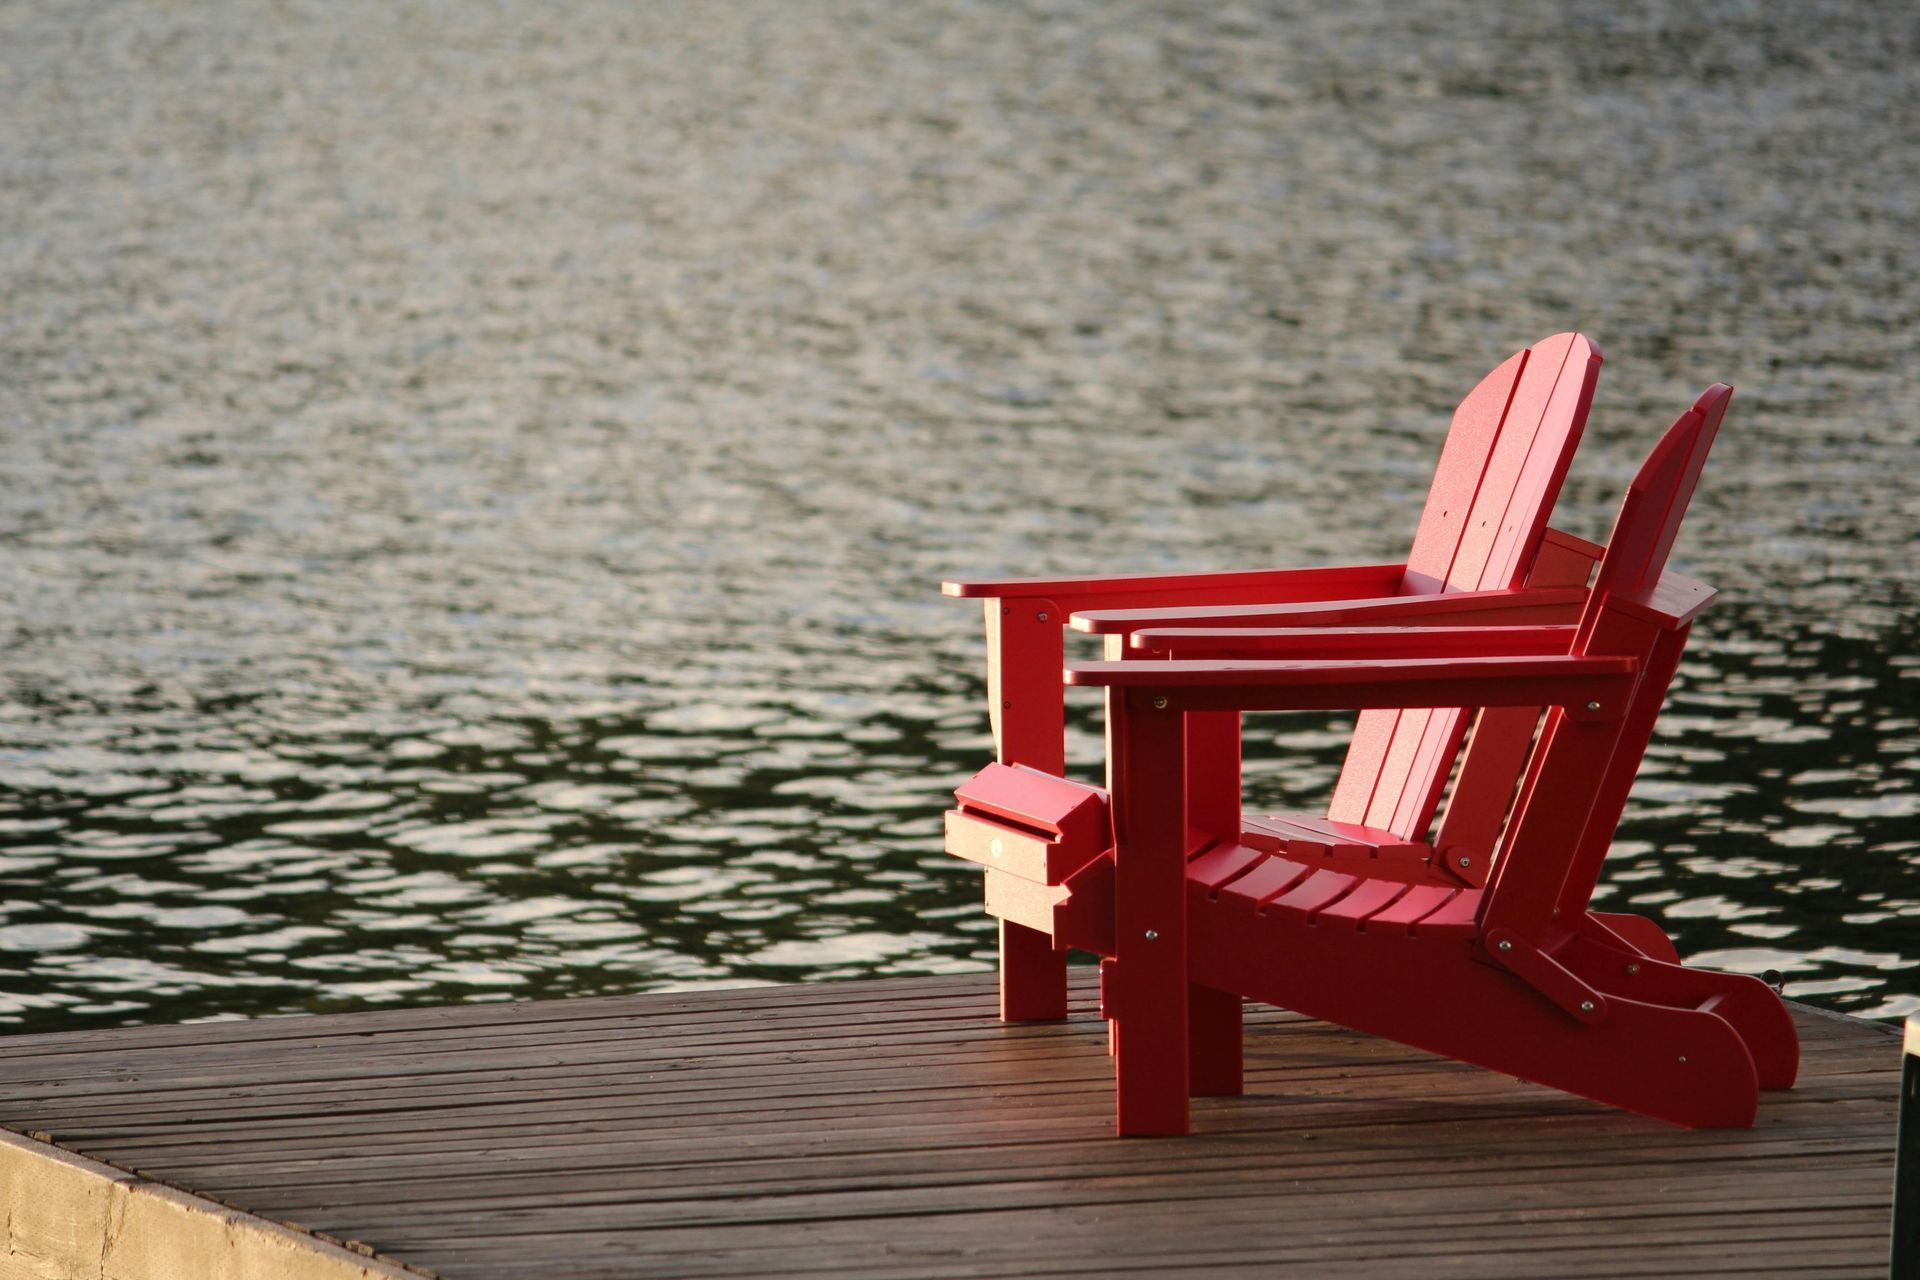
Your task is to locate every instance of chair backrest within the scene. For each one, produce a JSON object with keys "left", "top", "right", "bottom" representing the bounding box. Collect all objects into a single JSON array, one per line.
[
  {"left": 1484, "top": 384, "right": 1732, "bottom": 937},
  {"left": 1328, "top": 333, "right": 1604, "bottom": 838},
  {"left": 1581, "top": 383, "right": 1729, "bottom": 609}
]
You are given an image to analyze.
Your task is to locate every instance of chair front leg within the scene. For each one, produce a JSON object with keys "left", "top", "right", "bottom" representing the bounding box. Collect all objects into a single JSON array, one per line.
[
  {"left": 1108, "top": 687, "right": 1191, "bottom": 1135},
  {"left": 986, "top": 597, "right": 1069, "bottom": 1020}
]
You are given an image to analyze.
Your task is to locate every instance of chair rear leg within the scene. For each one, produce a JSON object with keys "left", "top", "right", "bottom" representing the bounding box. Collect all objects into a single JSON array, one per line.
[
  {"left": 1182, "top": 711, "right": 1242, "bottom": 1095},
  {"left": 999, "top": 920, "right": 1068, "bottom": 1021},
  {"left": 1189, "top": 983, "right": 1243, "bottom": 1096}
]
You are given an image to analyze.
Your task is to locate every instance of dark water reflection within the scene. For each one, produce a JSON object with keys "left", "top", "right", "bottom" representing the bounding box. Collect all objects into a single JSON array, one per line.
[{"left": 1, "top": 0, "right": 1916, "bottom": 1032}]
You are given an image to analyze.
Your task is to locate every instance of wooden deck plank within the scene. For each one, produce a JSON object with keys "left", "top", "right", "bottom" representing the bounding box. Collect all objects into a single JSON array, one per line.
[{"left": 0, "top": 972, "right": 1899, "bottom": 1278}]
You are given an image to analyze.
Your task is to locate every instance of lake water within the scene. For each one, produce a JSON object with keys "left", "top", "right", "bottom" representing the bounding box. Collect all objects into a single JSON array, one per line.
[{"left": 1, "top": 0, "right": 1916, "bottom": 1034}]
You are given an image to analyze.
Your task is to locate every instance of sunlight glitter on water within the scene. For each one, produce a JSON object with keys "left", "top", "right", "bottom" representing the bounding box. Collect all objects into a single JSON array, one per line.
[{"left": 1, "top": 0, "right": 1917, "bottom": 1032}]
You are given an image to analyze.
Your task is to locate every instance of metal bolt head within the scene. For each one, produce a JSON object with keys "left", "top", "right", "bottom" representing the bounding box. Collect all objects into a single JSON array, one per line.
[
  {"left": 1496, "top": 939, "right": 1513, "bottom": 953},
  {"left": 1036, "top": 612, "right": 1049, "bottom": 622},
  {"left": 1625, "top": 962, "right": 1640, "bottom": 976},
  {"left": 1456, "top": 855, "right": 1471, "bottom": 869},
  {"left": 1585, "top": 700, "right": 1601, "bottom": 712},
  {"left": 1144, "top": 929, "right": 1159, "bottom": 942},
  {"left": 1677, "top": 1055, "right": 1688, "bottom": 1065},
  {"left": 1579, "top": 1000, "right": 1596, "bottom": 1014},
  {"left": 1151, "top": 696, "right": 1169, "bottom": 709}
]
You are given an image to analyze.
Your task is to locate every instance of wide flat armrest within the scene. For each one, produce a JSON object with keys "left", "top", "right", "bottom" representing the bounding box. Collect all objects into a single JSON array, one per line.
[
  {"left": 1612, "top": 569, "right": 1718, "bottom": 628},
  {"left": 1070, "top": 585, "right": 1587, "bottom": 635},
  {"left": 941, "top": 562, "right": 1404, "bottom": 606},
  {"left": 1064, "top": 654, "right": 1636, "bottom": 717},
  {"left": 1132, "top": 624, "right": 1578, "bottom": 659}
]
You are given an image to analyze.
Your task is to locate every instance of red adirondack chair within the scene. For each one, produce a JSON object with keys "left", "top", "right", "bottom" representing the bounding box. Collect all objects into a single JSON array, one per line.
[
  {"left": 1037, "top": 384, "right": 1797, "bottom": 1134},
  {"left": 943, "top": 333, "right": 1605, "bottom": 1022}
]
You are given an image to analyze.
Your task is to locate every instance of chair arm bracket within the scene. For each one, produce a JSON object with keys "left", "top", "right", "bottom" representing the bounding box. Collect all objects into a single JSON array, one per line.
[{"left": 1483, "top": 928, "right": 1610, "bottom": 1025}]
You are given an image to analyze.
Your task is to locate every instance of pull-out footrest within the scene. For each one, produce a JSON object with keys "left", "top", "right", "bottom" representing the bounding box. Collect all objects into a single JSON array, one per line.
[
  {"left": 947, "top": 763, "right": 1117, "bottom": 955},
  {"left": 984, "top": 861, "right": 1115, "bottom": 957},
  {"left": 945, "top": 762, "right": 1112, "bottom": 885}
]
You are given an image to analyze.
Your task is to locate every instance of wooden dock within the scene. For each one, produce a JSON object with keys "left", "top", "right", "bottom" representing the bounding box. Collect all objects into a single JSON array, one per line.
[{"left": 0, "top": 972, "right": 1900, "bottom": 1279}]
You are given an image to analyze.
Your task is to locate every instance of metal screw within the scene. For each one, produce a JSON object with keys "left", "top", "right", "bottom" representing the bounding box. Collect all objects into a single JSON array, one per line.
[
  {"left": 1144, "top": 929, "right": 1159, "bottom": 942},
  {"left": 1496, "top": 939, "right": 1513, "bottom": 953},
  {"left": 1579, "top": 1000, "right": 1596, "bottom": 1014},
  {"left": 988, "top": 838, "right": 1003, "bottom": 859},
  {"left": 1625, "top": 962, "right": 1640, "bottom": 976},
  {"left": 1037, "top": 612, "right": 1049, "bottom": 622},
  {"left": 1586, "top": 700, "right": 1601, "bottom": 712},
  {"left": 1151, "top": 696, "right": 1169, "bottom": 709},
  {"left": 1456, "top": 855, "right": 1471, "bottom": 869},
  {"left": 1677, "top": 1055, "right": 1688, "bottom": 1065}
]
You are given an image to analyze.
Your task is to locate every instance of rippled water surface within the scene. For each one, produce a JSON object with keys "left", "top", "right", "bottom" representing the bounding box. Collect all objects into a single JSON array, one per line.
[{"left": 2, "top": 0, "right": 1917, "bottom": 1032}]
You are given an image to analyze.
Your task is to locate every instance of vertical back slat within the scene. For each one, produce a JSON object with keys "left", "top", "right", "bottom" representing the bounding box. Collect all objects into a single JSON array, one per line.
[
  {"left": 1477, "top": 348, "right": 1606, "bottom": 591},
  {"left": 1633, "top": 385, "right": 1730, "bottom": 597},
  {"left": 1440, "top": 333, "right": 1583, "bottom": 591},
  {"left": 1401, "top": 351, "right": 1530, "bottom": 594},
  {"left": 1483, "top": 386, "right": 1729, "bottom": 939},
  {"left": 1328, "top": 334, "right": 1600, "bottom": 837}
]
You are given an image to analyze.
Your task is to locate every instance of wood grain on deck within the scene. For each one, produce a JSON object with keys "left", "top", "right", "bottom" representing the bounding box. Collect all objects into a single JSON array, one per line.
[{"left": 0, "top": 973, "right": 1900, "bottom": 1279}]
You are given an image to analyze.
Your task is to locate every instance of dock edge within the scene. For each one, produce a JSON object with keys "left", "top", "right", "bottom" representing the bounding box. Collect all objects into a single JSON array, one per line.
[{"left": 1, "top": 1127, "right": 425, "bottom": 1280}]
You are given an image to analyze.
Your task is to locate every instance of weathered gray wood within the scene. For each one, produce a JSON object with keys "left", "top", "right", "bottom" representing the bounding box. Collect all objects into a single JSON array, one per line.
[{"left": 0, "top": 972, "right": 1899, "bottom": 1278}]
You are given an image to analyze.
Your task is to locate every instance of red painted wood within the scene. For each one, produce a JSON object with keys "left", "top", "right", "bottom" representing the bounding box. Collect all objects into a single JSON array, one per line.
[
  {"left": 1363, "top": 884, "right": 1457, "bottom": 934},
  {"left": 1067, "top": 655, "right": 1636, "bottom": 706},
  {"left": 1265, "top": 869, "right": 1359, "bottom": 917},
  {"left": 1345, "top": 334, "right": 1604, "bottom": 839},
  {"left": 942, "top": 562, "right": 1403, "bottom": 601},
  {"left": 950, "top": 338, "right": 1598, "bottom": 1034},
  {"left": 1023, "top": 386, "right": 1800, "bottom": 1131},
  {"left": 1216, "top": 857, "right": 1311, "bottom": 908},
  {"left": 1412, "top": 887, "right": 1483, "bottom": 936},
  {"left": 1185, "top": 888, "right": 1762, "bottom": 1128},
  {"left": 1187, "top": 983, "right": 1243, "bottom": 1097},
  {"left": 1400, "top": 350, "right": 1530, "bottom": 595},
  {"left": 1073, "top": 584, "right": 1587, "bottom": 635},
  {"left": 997, "top": 920, "right": 1066, "bottom": 1021},
  {"left": 1185, "top": 843, "right": 1265, "bottom": 892},
  {"left": 1428, "top": 705, "right": 1540, "bottom": 876},
  {"left": 1107, "top": 692, "right": 1192, "bottom": 1135},
  {"left": 1135, "top": 623, "right": 1579, "bottom": 660},
  {"left": 954, "top": 763, "right": 1108, "bottom": 845},
  {"left": 979, "top": 601, "right": 1071, "bottom": 1020},
  {"left": 937, "top": 339, "right": 1795, "bottom": 1133},
  {"left": 1314, "top": 878, "right": 1409, "bottom": 927},
  {"left": 1428, "top": 521, "right": 1601, "bottom": 865},
  {"left": 943, "top": 808, "right": 1107, "bottom": 885},
  {"left": 1585, "top": 910, "right": 1680, "bottom": 964}
]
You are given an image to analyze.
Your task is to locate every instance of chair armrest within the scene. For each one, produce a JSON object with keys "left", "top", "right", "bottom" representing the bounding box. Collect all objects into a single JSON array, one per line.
[
  {"left": 941, "top": 562, "right": 1405, "bottom": 609},
  {"left": 1132, "top": 624, "right": 1579, "bottom": 659},
  {"left": 1070, "top": 585, "right": 1587, "bottom": 635},
  {"left": 1064, "top": 654, "right": 1636, "bottom": 717}
]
